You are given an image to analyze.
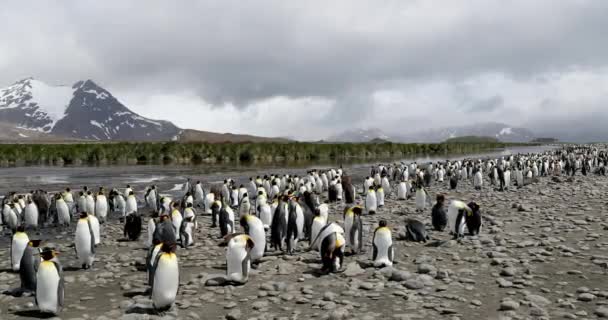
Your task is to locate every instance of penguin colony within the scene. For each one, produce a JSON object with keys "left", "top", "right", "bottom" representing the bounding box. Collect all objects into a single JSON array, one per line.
[{"left": 0, "top": 145, "right": 606, "bottom": 316}]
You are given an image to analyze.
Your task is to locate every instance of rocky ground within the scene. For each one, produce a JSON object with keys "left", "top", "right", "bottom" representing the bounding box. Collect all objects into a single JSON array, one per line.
[{"left": 1, "top": 169, "right": 608, "bottom": 320}]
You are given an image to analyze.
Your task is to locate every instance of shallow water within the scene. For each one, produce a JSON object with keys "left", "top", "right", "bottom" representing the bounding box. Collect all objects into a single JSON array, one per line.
[{"left": 0, "top": 145, "right": 556, "bottom": 195}]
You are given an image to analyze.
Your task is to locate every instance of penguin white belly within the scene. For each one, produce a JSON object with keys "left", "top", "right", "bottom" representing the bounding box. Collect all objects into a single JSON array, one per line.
[
  {"left": 24, "top": 205, "right": 38, "bottom": 228},
  {"left": 446, "top": 204, "right": 460, "bottom": 233},
  {"left": 296, "top": 206, "right": 305, "bottom": 239},
  {"left": 373, "top": 229, "right": 393, "bottom": 267},
  {"left": 377, "top": 190, "right": 385, "bottom": 207},
  {"left": 126, "top": 197, "right": 138, "bottom": 213},
  {"left": 227, "top": 245, "right": 249, "bottom": 282},
  {"left": 310, "top": 218, "right": 326, "bottom": 250},
  {"left": 249, "top": 223, "right": 266, "bottom": 261},
  {"left": 204, "top": 195, "right": 214, "bottom": 214},
  {"left": 116, "top": 197, "right": 126, "bottom": 216},
  {"left": 415, "top": 190, "right": 425, "bottom": 210},
  {"left": 259, "top": 204, "right": 272, "bottom": 229},
  {"left": 86, "top": 198, "right": 95, "bottom": 214},
  {"left": 172, "top": 214, "right": 183, "bottom": 240},
  {"left": 314, "top": 223, "right": 345, "bottom": 253},
  {"left": 183, "top": 223, "right": 195, "bottom": 246},
  {"left": 11, "top": 233, "right": 29, "bottom": 271},
  {"left": 152, "top": 254, "right": 179, "bottom": 309},
  {"left": 227, "top": 208, "right": 235, "bottom": 234},
  {"left": 57, "top": 202, "right": 70, "bottom": 225},
  {"left": 344, "top": 215, "right": 353, "bottom": 247},
  {"left": 365, "top": 193, "right": 377, "bottom": 213},
  {"left": 95, "top": 198, "right": 108, "bottom": 221},
  {"left": 75, "top": 220, "right": 95, "bottom": 266},
  {"left": 89, "top": 215, "right": 101, "bottom": 245},
  {"left": 146, "top": 194, "right": 157, "bottom": 211},
  {"left": 146, "top": 219, "right": 156, "bottom": 248},
  {"left": 397, "top": 183, "right": 407, "bottom": 199},
  {"left": 474, "top": 172, "right": 483, "bottom": 187},
  {"left": 318, "top": 204, "right": 329, "bottom": 221},
  {"left": 36, "top": 261, "right": 61, "bottom": 314}
]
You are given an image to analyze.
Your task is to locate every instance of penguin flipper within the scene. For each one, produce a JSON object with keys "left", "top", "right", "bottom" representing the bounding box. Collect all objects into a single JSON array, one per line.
[
  {"left": 53, "top": 261, "right": 65, "bottom": 308},
  {"left": 241, "top": 252, "right": 251, "bottom": 280},
  {"left": 372, "top": 243, "right": 378, "bottom": 261},
  {"left": 88, "top": 219, "right": 96, "bottom": 254},
  {"left": 388, "top": 245, "right": 394, "bottom": 263},
  {"left": 149, "top": 254, "right": 162, "bottom": 295}
]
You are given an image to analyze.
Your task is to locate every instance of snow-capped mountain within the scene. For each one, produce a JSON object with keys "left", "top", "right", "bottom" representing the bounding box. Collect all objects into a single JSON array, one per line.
[
  {"left": 399, "top": 122, "right": 535, "bottom": 143},
  {"left": 327, "top": 128, "right": 393, "bottom": 143},
  {"left": 0, "top": 78, "right": 180, "bottom": 141}
]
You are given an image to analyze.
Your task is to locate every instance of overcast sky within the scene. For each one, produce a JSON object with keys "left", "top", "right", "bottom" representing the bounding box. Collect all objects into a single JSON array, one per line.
[{"left": 1, "top": 1, "right": 608, "bottom": 140}]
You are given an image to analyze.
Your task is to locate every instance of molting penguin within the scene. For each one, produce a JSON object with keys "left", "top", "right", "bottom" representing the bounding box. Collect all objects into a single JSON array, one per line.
[
  {"left": 372, "top": 220, "right": 394, "bottom": 268},
  {"left": 124, "top": 211, "right": 142, "bottom": 241},
  {"left": 431, "top": 194, "right": 448, "bottom": 231},
  {"left": 226, "top": 234, "right": 255, "bottom": 284},
  {"left": 465, "top": 202, "right": 482, "bottom": 236},
  {"left": 11, "top": 225, "right": 29, "bottom": 271},
  {"left": 36, "top": 247, "right": 64, "bottom": 315},
  {"left": 74, "top": 212, "right": 96, "bottom": 269},
  {"left": 240, "top": 214, "right": 266, "bottom": 261},
  {"left": 150, "top": 242, "right": 179, "bottom": 311}
]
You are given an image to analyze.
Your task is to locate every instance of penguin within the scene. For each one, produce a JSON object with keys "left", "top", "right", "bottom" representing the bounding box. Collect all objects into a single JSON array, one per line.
[
  {"left": 153, "top": 214, "right": 177, "bottom": 246},
  {"left": 310, "top": 209, "right": 327, "bottom": 249},
  {"left": 328, "top": 184, "right": 338, "bottom": 202},
  {"left": 218, "top": 203, "right": 235, "bottom": 238},
  {"left": 343, "top": 206, "right": 363, "bottom": 254},
  {"left": 381, "top": 175, "right": 391, "bottom": 197},
  {"left": 286, "top": 198, "right": 304, "bottom": 254},
  {"left": 210, "top": 199, "right": 221, "bottom": 228},
  {"left": 3, "top": 202, "right": 19, "bottom": 231},
  {"left": 126, "top": 191, "right": 138, "bottom": 214},
  {"left": 111, "top": 190, "right": 127, "bottom": 218},
  {"left": 310, "top": 222, "right": 345, "bottom": 253},
  {"left": 93, "top": 191, "right": 108, "bottom": 223},
  {"left": 372, "top": 220, "right": 394, "bottom": 268},
  {"left": 225, "top": 234, "right": 255, "bottom": 284},
  {"left": 449, "top": 174, "right": 458, "bottom": 190},
  {"left": 473, "top": 170, "right": 483, "bottom": 190},
  {"left": 194, "top": 181, "right": 205, "bottom": 207},
  {"left": 74, "top": 212, "right": 96, "bottom": 269},
  {"left": 238, "top": 194, "right": 251, "bottom": 217},
  {"left": 88, "top": 213, "right": 101, "bottom": 246},
  {"left": 431, "top": 194, "right": 448, "bottom": 231},
  {"left": 124, "top": 212, "right": 142, "bottom": 241},
  {"left": 335, "top": 181, "right": 344, "bottom": 202},
  {"left": 376, "top": 186, "right": 385, "bottom": 208},
  {"left": 397, "top": 181, "right": 407, "bottom": 200},
  {"left": 341, "top": 174, "right": 355, "bottom": 204},
  {"left": 320, "top": 231, "right": 345, "bottom": 273},
  {"left": 24, "top": 199, "right": 39, "bottom": 230},
  {"left": 20, "top": 239, "right": 42, "bottom": 295},
  {"left": 257, "top": 194, "right": 272, "bottom": 231},
  {"left": 150, "top": 242, "right": 179, "bottom": 311},
  {"left": 145, "top": 187, "right": 158, "bottom": 213},
  {"left": 36, "top": 248, "right": 64, "bottom": 315},
  {"left": 55, "top": 195, "right": 70, "bottom": 227},
  {"left": 365, "top": 186, "right": 377, "bottom": 215},
  {"left": 11, "top": 225, "right": 29, "bottom": 271},
  {"left": 415, "top": 184, "right": 430, "bottom": 212},
  {"left": 404, "top": 219, "right": 429, "bottom": 243},
  {"left": 85, "top": 191, "right": 95, "bottom": 215},
  {"left": 270, "top": 196, "right": 288, "bottom": 251},
  {"left": 183, "top": 203, "right": 197, "bottom": 230},
  {"left": 240, "top": 214, "right": 266, "bottom": 261},
  {"left": 146, "top": 217, "right": 156, "bottom": 248},
  {"left": 447, "top": 200, "right": 472, "bottom": 239},
  {"left": 179, "top": 216, "right": 195, "bottom": 249},
  {"left": 76, "top": 192, "right": 86, "bottom": 214},
  {"left": 170, "top": 204, "right": 183, "bottom": 241},
  {"left": 62, "top": 189, "right": 74, "bottom": 214},
  {"left": 465, "top": 202, "right": 482, "bottom": 236}
]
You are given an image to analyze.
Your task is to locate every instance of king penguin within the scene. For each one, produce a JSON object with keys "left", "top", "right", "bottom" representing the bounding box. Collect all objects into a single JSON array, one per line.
[
  {"left": 19, "top": 239, "right": 42, "bottom": 295},
  {"left": 319, "top": 231, "right": 345, "bottom": 273},
  {"left": 150, "top": 242, "right": 179, "bottom": 311},
  {"left": 74, "top": 212, "right": 96, "bottom": 269},
  {"left": 226, "top": 234, "right": 255, "bottom": 284},
  {"left": 24, "top": 199, "right": 39, "bottom": 230},
  {"left": 240, "top": 214, "right": 266, "bottom": 262},
  {"left": 372, "top": 220, "right": 394, "bottom": 268},
  {"left": 310, "top": 209, "right": 327, "bottom": 250},
  {"left": 343, "top": 206, "right": 363, "bottom": 255},
  {"left": 11, "top": 225, "right": 29, "bottom": 271},
  {"left": 446, "top": 200, "right": 472, "bottom": 238},
  {"left": 55, "top": 195, "right": 70, "bottom": 227},
  {"left": 170, "top": 203, "right": 183, "bottom": 241},
  {"left": 365, "top": 186, "right": 377, "bottom": 215},
  {"left": 94, "top": 191, "right": 108, "bottom": 223},
  {"left": 36, "top": 247, "right": 64, "bottom": 315}
]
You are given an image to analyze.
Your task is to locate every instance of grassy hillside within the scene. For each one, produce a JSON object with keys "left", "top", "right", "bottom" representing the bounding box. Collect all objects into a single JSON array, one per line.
[{"left": 0, "top": 141, "right": 529, "bottom": 166}]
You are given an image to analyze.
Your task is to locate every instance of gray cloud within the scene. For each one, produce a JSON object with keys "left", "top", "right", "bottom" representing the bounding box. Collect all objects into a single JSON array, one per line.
[{"left": 1, "top": 1, "right": 607, "bottom": 140}]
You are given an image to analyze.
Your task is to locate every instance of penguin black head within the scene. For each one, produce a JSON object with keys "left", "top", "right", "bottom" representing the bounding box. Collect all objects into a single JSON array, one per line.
[
  {"left": 352, "top": 206, "right": 363, "bottom": 215},
  {"left": 172, "top": 202, "right": 179, "bottom": 209},
  {"left": 436, "top": 194, "right": 445, "bottom": 203},
  {"left": 79, "top": 191, "right": 84, "bottom": 196},
  {"left": 239, "top": 215, "right": 250, "bottom": 230},
  {"left": 87, "top": 191, "right": 92, "bottom": 195},
  {"left": 129, "top": 191, "right": 134, "bottom": 196},
  {"left": 16, "top": 225, "right": 25, "bottom": 233},
  {"left": 243, "top": 193, "right": 248, "bottom": 198},
  {"left": 152, "top": 185, "right": 156, "bottom": 190},
  {"left": 127, "top": 185, "right": 131, "bottom": 188},
  {"left": 258, "top": 191, "right": 264, "bottom": 196},
  {"left": 66, "top": 188, "right": 71, "bottom": 192},
  {"left": 186, "top": 202, "right": 193, "bottom": 208},
  {"left": 83, "top": 186, "right": 88, "bottom": 191},
  {"left": 160, "top": 214, "right": 170, "bottom": 221},
  {"left": 40, "top": 248, "right": 57, "bottom": 261},
  {"left": 28, "top": 239, "right": 42, "bottom": 247},
  {"left": 161, "top": 242, "right": 177, "bottom": 253},
  {"left": 79, "top": 212, "right": 88, "bottom": 219},
  {"left": 378, "top": 220, "right": 388, "bottom": 228},
  {"left": 55, "top": 194, "right": 62, "bottom": 200},
  {"left": 313, "top": 208, "right": 321, "bottom": 217}
]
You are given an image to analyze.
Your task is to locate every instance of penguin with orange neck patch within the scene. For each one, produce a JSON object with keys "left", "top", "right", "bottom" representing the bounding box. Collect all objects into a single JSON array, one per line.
[{"left": 36, "top": 247, "right": 64, "bottom": 315}]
